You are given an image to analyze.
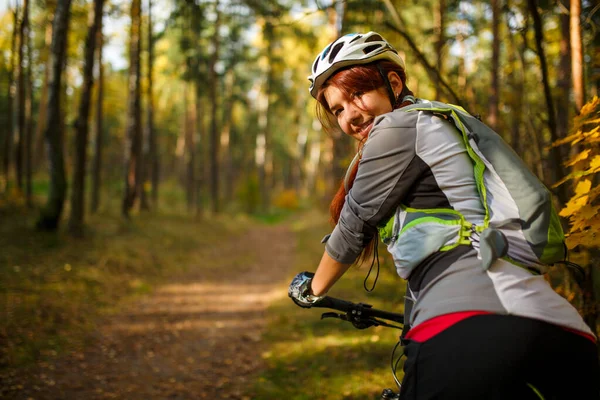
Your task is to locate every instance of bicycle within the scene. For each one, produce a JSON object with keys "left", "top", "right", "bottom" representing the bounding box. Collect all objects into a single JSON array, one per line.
[{"left": 311, "top": 296, "right": 405, "bottom": 400}]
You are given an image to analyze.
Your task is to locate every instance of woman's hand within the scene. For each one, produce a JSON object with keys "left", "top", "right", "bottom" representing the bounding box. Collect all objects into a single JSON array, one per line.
[
  {"left": 288, "top": 252, "right": 352, "bottom": 309},
  {"left": 288, "top": 271, "right": 323, "bottom": 308}
]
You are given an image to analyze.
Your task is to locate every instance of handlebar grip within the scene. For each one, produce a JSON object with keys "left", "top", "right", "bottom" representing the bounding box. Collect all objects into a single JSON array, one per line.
[
  {"left": 314, "top": 296, "right": 404, "bottom": 324},
  {"left": 313, "top": 296, "right": 354, "bottom": 312},
  {"left": 370, "top": 308, "right": 404, "bottom": 324}
]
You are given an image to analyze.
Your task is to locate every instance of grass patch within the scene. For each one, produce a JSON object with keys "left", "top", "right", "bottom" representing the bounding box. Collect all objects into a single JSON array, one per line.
[{"left": 254, "top": 211, "right": 407, "bottom": 400}]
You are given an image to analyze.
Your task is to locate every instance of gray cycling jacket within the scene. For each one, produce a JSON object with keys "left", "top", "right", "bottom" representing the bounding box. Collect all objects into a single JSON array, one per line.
[{"left": 325, "top": 99, "right": 593, "bottom": 336}]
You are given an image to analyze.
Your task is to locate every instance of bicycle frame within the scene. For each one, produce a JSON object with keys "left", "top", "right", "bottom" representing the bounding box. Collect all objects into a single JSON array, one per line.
[{"left": 312, "top": 296, "right": 404, "bottom": 400}]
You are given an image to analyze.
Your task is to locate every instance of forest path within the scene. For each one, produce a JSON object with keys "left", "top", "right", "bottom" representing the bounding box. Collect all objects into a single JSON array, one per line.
[{"left": 16, "top": 222, "right": 296, "bottom": 399}]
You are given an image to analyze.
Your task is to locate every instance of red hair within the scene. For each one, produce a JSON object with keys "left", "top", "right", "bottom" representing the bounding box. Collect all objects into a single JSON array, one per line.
[{"left": 317, "top": 60, "right": 414, "bottom": 265}]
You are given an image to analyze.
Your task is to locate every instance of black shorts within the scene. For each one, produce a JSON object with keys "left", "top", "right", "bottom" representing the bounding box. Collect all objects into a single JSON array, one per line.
[{"left": 399, "top": 314, "right": 600, "bottom": 400}]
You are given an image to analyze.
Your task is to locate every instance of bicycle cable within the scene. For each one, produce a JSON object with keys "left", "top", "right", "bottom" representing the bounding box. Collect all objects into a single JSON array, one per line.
[{"left": 390, "top": 338, "right": 403, "bottom": 390}]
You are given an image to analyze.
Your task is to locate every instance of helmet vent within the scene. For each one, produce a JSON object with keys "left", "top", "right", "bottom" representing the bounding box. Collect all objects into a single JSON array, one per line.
[
  {"left": 365, "top": 34, "right": 383, "bottom": 42},
  {"left": 363, "top": 44, "right": 382, "bottom": 54},
  {"left": 321, "top": 44, "right": 332, "bottom": 60},
  {"left": 328, "top": 42, "right": 345, "bottom": 63},
  {"left": 313, "top": 57, "right": 319, "bottom": 72},
  {"left": 349, "top": 34, "right": 363, "bottom": 43}
]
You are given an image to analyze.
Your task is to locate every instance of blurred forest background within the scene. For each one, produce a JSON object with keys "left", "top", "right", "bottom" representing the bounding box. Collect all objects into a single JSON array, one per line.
[{"left": 0, "top": 0, "right": 599, "bottom": 397}]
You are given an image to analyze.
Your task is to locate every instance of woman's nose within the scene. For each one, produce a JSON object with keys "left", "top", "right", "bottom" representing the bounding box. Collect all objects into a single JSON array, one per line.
[{"left": 344, "top": 105, "right": 361, "bottom": 125}]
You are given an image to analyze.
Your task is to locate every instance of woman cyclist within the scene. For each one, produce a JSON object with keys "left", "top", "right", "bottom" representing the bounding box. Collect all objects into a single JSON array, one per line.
[{"left": 288, "top": 32, "right": 599, "bottom": 399}]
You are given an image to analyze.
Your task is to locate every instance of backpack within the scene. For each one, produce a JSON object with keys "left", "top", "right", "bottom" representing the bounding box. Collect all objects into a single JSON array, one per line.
[{"left": 401, "top": 101, "right": 566, "bottom": 273}]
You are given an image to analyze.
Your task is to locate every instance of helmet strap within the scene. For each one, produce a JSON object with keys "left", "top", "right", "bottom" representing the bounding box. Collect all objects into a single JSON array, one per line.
[
  {"left": 397, "top": 93, "right": 416, "bottom": 107},
  {"left": 376, "top": 63, "right": 396, "bottom": 109}
]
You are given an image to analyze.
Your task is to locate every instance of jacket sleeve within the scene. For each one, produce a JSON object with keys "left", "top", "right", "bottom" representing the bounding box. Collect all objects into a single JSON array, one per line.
[{"left": 325, "top": 110, "right": 423, "bottom": 264}]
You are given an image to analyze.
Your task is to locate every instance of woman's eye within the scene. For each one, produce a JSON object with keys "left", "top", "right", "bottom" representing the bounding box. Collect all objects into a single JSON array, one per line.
[
  {"left": 352, "top": 91, "right": 363, "bottom": 98},
  {"left": 333, "top": 108, "right": 343, "bottom": 117}
]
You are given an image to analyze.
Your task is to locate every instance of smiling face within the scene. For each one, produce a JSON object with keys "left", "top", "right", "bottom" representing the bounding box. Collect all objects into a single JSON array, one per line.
[
  {"left": 324, "top": 86, "right": 393, "bottom": 141},
  {"left": 318, "top": 65, "right": 404, "bottom": 141}
]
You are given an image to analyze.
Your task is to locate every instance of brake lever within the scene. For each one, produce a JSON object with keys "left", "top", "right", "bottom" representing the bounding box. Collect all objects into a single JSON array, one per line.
[
  {"left": 321, "top": 312, "right": 403, "bottom": 331},
  {"left": 321, "top": 312, "right": 349, "bottom": 321},
  {"left": 321, "top": 312, "right": 377, "bottom": 329}
]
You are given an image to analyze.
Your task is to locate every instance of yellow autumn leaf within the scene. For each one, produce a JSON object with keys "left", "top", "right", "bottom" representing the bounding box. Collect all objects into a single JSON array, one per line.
[
  {"left": 569, "top": 207, "right": 600, "bottom": 233},
  {"left": 565, "top": 149, "right": 590, "bottom": 167},
  {"left": 580, "top": 205, "right": 598, "bottom": 221},
  {"left": 552, "top": 130, "right": 586, "bottom": 147},
  {"left": 587, "top": 185, "right": 600, "bottom": 202},
  {"left": 559, "top": 179, "right": 591, "bottom": 217},
  {"left": 588, "top": 155, "right": 600, "bottom": 173},
  {"left": 581, "top": 120, "right": 600, "bottom": 131},
  {"left": 579, "top": 96, "right": 600, "bottom": 116},
  {"left": 587, "top": 127, "right": 599, "bottom": 140},
  {"left": 565, "top": 230, "right": 600, "bottom": 249},
  {"left": 575, "top": 179, "right": 592, "bottom": 196},
  {"left": 585, "top": 125, "right": 600, "bottom": 136}
]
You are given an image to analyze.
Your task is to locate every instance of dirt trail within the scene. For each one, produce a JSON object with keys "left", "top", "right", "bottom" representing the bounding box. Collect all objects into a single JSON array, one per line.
[{"left": 10, "top": 223, "right": 296, "bottom": 400}]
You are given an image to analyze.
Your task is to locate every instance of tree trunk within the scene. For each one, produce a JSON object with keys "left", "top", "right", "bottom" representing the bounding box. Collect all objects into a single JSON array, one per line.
[
  {"left": 90, "top": 25, "right": 104, "bottom": 214},
  {"left": 293, "top": 125, "right": 306, "bottom": 195},
  {"left": 456, "top": 23, "right": 474, "bottom": 113},
  {"left": 36, "top": 0, "right": 73, "bottom": 231},
  {"left": 516, "top": 10, "right": 542, "bottom": 173},
  {"left": 505, "top": 0, "right": 525, "bottom": 156},
  {"left": 488, "top": 0, "right": 500, "bottom": 131},
  {"left": 525, "top": 112, "right": 545, "bottom": 181},
  {"left": 260, "top": 19, "right": 275, "bottom": 212},
  {"left": 221, "top": 70, "right": 235, "bottom": 206},
  {"left": 194, "top": 82, "right": 205, "bottom": 218},
  {"left": 34, "top": 20, "right": 53, "bottom": 171},
  {"left": 556, "top": 4, "right": 572, "bottom": 144},
  {"left": 570, "top": 0, "right": 585, "bottom": 113},
  {"left": 68, "top": 0, "right": 104, "bottom": 236},
  {"left": 25, "top": 12, "right": 33, "bottom": 206},
  {"left": 145, "top": 0, "right": 158, "bottom": 208},
  {"left": 555, "top": 2, "right": 572, "bottom": 201},
  {"left": 3, "top": 5, "right": 19, "bottom": 191},
  {"left": 527, "top": 0, "right": 566, "bottom": 203},
  {"left": 434, "top": 0, "right": 446, "bottom": 100},
  {"left": 304, "top": 124, "right": 322, "bottom": 198},
  {"left": 185, "top": 85, "right": 195, "bottom": 211},
  {"left": 293, "top": 99, "right": 308, "bottom": 195},
  {"left": 208, "top": 0, "right": 221, "bottom": 214},
  {"left": 16, "top": 0, "right": 30, "bottom": 191},
  {"left": 122, "top": 0, "right": 142, "bottom": 218}
]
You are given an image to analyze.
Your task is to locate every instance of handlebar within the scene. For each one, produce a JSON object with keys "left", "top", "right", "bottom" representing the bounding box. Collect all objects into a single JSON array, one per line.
[{"left": 312, "top": 296, "right": 404, "bottom": 330}]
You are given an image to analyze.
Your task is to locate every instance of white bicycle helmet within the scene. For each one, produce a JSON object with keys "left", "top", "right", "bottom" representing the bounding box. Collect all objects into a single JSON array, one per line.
[{"left": 308, "top": 31, "right": 406, "bottom": 99}]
